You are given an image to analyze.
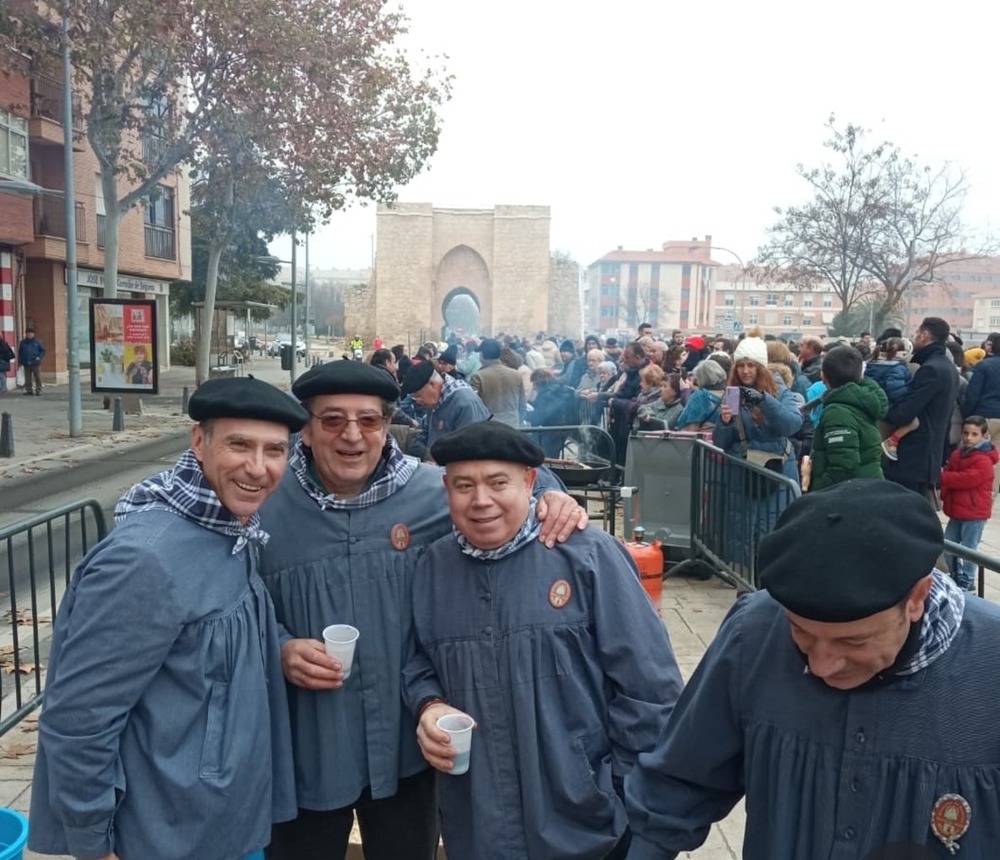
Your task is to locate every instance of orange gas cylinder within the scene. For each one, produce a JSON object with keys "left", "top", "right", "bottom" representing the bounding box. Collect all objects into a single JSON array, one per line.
[{"left": 625, "top": 526, "right": 663, "bottom": 615}]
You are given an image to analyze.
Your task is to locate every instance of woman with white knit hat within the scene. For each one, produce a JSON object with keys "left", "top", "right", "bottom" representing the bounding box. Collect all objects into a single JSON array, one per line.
[{"left": 711, "top": 328, "right": 804, "bottom": 573}]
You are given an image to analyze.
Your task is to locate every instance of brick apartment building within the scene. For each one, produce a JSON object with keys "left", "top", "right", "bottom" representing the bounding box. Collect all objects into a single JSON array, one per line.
[
  {"left": 0, "top": 38, "right": 190, "bottom": 387},
  {"left": 584, "top": 236, "right": 715, "bottom": 337},
  {"left": 711, "top": 264, "right": 837, "bottom": 340}
]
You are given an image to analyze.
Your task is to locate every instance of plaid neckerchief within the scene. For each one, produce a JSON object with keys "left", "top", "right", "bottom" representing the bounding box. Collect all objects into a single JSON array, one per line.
[
  {"left": 288, "top": 432, "right": 417, "bottom": 509},
  {"left": 896, "top": 569, "right": 965, "bottom": 676},
  {"left": 435, "top": 375, "right": 470, "bottom": 413},
  {"left": 114, "top": 449, "right": 269, "bottom": 555},
  {"left": 455, "top": 498, "right": 542, "bottom": 561}
]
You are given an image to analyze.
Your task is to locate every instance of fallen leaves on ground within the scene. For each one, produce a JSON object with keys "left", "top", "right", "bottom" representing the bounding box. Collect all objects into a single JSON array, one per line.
[
  {"left": 3, "top": 661, "right": 43, "bottom": 675},
  {"left": 0, "top": 743, "right": 34, "bottom": 759}
]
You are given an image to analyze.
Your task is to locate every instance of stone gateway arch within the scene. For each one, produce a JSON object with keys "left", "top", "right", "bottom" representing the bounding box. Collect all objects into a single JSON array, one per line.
[{"left": 344, "top": 203, "right": 580, "bottom": 348}]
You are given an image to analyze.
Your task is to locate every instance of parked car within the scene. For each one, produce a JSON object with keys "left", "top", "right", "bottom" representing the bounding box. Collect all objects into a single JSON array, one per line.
[{"left": 265, "top": 337, "right": 306, "bottom": 358}]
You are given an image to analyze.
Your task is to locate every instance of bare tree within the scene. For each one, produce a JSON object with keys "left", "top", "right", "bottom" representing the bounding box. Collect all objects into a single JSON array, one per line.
[{"left": 756, "top": 116, "right": 993, "bottom": 332}]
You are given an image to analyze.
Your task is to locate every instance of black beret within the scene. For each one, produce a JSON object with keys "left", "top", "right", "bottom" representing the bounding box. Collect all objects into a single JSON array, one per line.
[
  {"left": 189, "top": 377, "right": 308, "bottom": 431},
  {"left": 759, "top": 479, "right": 943, "bottom": 622},
  {"left": 438, "top": 345, "right": 458, "bottom": 365},
  {"left": 400, "top": 360, "right": 436, "bottom": 395},
  {"left": 431, "top": 420, "right": 545, "bottom": 467},
  {"left": 292, "top": 360, "right": 400, "bottom": 402}
]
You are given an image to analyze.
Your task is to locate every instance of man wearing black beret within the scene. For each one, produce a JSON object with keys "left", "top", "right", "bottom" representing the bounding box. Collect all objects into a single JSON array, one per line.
[
  {"left": 31, "top": 377, "right": 304, "bottom": 859},
  {"left": 255, "top": 364, "right": 588, "bottom": 860},
  {"left": 625, "top": 479, "right": 1000, "bottom": 859},
  {"left": 404, "top": 421, "right": 682, "bottom": 860},
  {"left": 401, "top": 360, "right": 490, "bottom": 456}
]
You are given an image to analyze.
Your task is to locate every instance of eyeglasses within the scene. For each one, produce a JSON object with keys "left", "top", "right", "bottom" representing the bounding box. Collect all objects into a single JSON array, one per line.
[{"left": 308, "top": 411, "right": 386, "bottom": 434}]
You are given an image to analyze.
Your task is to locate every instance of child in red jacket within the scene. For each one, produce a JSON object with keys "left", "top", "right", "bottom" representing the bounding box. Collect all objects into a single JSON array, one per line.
[{"left": 940, "top": 415, "right": 999, "bottom": 591}]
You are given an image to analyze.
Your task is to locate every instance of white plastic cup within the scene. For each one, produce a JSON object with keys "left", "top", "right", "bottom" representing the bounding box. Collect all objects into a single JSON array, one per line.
[
  {"left": 323, "top": 624, "right": 360, "bottom": 680},
  {"left": 436, "top": 712, "right": 475, "bottom": 775}
]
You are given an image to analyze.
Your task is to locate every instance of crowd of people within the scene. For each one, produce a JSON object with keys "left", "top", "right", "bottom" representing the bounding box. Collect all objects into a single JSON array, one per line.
[
  {"left": 369, "top": 318, "right": 1000, "bottom": 591},
  {"left": 26, "top": 317, "right": 1000, "bottom": 860}
]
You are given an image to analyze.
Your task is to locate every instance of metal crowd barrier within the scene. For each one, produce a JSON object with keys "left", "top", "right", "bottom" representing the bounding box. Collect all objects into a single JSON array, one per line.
[
  {"left": 943, "top": 541, "right": 997, "bottom": 599},
  {"left": 688, "top": 440, "right": 1000, "bottom": 598},
  {"left": 0, "top": 500, "right": 107, "bottom": 735},
  {"left": 688, "top": 439, "right": 801, "bottom": 592}
]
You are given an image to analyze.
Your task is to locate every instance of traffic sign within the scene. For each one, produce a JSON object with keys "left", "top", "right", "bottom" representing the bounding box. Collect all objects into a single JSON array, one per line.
[
  {"left": 730, "top": 320, "right": 743, "bottom": 333},
  {"left": 723, "top": 310, "right": 734, "bottom": 322}
]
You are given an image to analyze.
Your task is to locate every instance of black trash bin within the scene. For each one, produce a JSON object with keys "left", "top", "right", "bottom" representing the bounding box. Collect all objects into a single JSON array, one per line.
[
  {"left": 279, "top": 344, "right": 293, "bottom": 371},
  {"left": 247, "top": 336, "right": 258, "bottom": 351}
]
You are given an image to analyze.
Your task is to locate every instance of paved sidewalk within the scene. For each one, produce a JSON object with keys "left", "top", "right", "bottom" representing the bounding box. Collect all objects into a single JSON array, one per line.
[{"left": 0, "top": 356, "right": 295, "bottom": 491}]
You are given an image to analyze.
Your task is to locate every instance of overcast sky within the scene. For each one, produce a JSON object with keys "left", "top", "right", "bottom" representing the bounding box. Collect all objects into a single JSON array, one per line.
[{"left": 272, "top": 0, "right": 999, "bottom": 272}]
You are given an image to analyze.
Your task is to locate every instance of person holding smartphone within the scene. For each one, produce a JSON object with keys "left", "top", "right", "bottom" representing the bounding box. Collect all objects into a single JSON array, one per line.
[{"left": 711, "top": 329, "right": 803, "bottom": 569}]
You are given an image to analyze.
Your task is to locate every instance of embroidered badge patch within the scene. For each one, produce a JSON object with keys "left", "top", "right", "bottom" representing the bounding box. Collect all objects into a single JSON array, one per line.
[
  {"left": 930, "top": 793, "right": 971, "bottom": 854},
  {"left": 548, "top": 579, "right": 571, "bottom": 608},
  {"left": 390, "top": 523, "right": 411, "bottom": 550}
]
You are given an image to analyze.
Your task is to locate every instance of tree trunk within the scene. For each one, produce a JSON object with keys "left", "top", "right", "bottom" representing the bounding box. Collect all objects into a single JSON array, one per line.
[
  {"left": 102, "top": 190, "right": 122, "bottom": 299},
  {"left": 196, "top": 240, "right": 225, "bottom": 386}
]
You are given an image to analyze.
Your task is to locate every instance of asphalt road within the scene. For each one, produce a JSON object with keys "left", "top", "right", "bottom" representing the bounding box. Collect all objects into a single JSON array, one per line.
[{"left": 3, "top": 431, "right": 190, "bottom": 521}]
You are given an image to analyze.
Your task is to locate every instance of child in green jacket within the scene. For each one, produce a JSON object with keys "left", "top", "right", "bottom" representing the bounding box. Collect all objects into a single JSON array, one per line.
[{"left": 810, "top": 345, "right": 888, "bottom": 490}]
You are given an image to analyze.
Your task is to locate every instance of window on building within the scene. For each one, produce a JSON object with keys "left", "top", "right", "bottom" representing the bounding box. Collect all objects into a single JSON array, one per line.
[
  {"left": 990, "top": 316, "right": 1000, "bottom": 327},
  {"left": 141, "top": 90, "right": 172, "bottom": 165},
  {"left": 782, "top": 314, "right": 792, "bottom": 326},
  {"left": 766, "top": 293, "right": 777, "bottom": 307},
  {"left": 144, "top": 185, "right": 175, "bottom": 259},
  {"left": 748, "top": 313, "right": 758, "bottom": 325},
  {"left": 991, "top": 299, "right": 1000, "bottom": 309},
  {"left": 0, "top": 109, "right": 28, "bottom": 179},
  {"left": 803, "top": 295, "right": 813, "bottom": 307},
  {"left": 784, "top": 294, "right": 794, "bottom": 306},
  {"left": 802, "top": 316, "right": 812, "bottom": 326},
  {"left": 822, "top": 295, "right": 833, "bottom": 308},
  {"left": 749, "top": 295, "right": 759, "bottom": 307},
  {"left": 724, "top": 294, "right": 735, "bottom": 307}
]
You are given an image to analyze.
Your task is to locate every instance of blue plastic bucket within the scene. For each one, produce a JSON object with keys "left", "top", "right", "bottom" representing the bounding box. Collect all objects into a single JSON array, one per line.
[{"left": 0, "top": 808, "right": 27, "bottom": 860}]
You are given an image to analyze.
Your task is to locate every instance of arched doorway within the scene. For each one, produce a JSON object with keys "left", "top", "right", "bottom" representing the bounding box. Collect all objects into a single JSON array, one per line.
[
  {"left": 434, "top": 244, "right": 491, "bottom": 337},
  {"left": 441, "top": 287, "right": 481, "bottom": 339}
]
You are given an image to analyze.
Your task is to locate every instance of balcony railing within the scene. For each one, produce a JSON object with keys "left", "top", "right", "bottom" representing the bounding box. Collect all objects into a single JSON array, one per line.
[
  {"left": 29, "top": 75, "right": 84, "bottom": 134},
  {"left": 33, "top": 192, "right": 86, "bottom": 242},
  {"left": 96, "top": 213, "right": 105, "bottom": 248},
  {"left": 142, "top": 134, "right": 168, "bottom": 165},
  {"left": 144, "top": 223, "right": 175, "bottom": 260}
]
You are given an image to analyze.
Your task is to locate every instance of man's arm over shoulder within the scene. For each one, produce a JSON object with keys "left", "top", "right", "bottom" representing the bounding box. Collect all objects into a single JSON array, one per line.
[
  {"left": 625, "top": 596, "right": 750, "bottom": 859},
  {"left": 36, "top": 536, "right": 183, "bottom": 858}
]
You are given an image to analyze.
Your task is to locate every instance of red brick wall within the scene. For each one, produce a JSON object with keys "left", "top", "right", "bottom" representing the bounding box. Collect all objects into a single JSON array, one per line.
[{"left": 0, "top": 66, "right": 35, "bottom": 245}]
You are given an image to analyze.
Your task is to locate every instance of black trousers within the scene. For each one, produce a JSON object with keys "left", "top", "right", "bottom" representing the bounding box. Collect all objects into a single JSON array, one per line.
[{"left": 266, "top": 768, "right": 439, "bottom": 860}]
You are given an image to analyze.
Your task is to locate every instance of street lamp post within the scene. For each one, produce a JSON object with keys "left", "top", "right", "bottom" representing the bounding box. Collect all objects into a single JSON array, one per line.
[
  {"left": 258, "top": 234, "right": 300, "bottom": 386},
  {"left": 62, "top": 7, "right": 81, "bottom": 436},
  {"left": 711, "top": 245, "right": 747, "bottom": 335},
  {"left": 0, "top": 175, "right": 82, "bottom": 435},
  {"left": 303, "top": 232, "right": 310, "bottom": 360}
]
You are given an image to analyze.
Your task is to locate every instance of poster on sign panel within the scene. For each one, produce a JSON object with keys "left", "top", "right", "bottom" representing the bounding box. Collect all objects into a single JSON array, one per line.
[{"left": 89, "top": 298, "right": 159, "bottom": 394}]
